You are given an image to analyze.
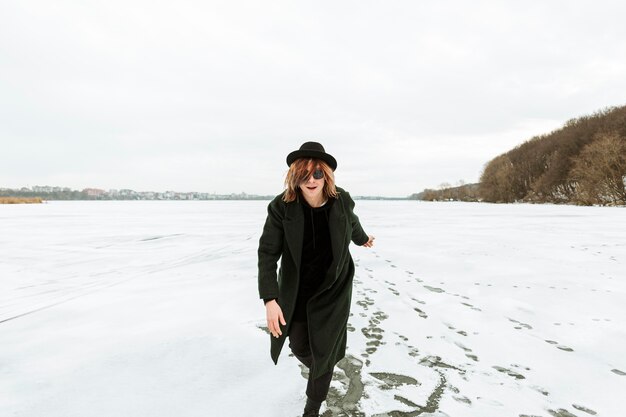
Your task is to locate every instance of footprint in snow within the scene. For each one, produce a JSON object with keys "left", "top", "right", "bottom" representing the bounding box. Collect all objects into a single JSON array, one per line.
[
  {"left": 454, "top": 341, "right": 472, "bottom": 353},
  {"left": 545, "top": 340, "right": 574, "bottom": 352},
  {"left": 547, "top": 408, "right": 581, "bottom": 417},
  {"left": 387, "top": 287, "right": 400, "bottom": 296},
  {"left": 508, "top": 317, "right": 532, "bottom": 329},
  {"left": 256, "top": 324, "right": 270, "bottom": 335},
  {"left": 572, "top": 404, "right": 598, "bottom": 415},
  {"left": 461, "top": 301, "right": 482, "bottom": 312},
  {"left": 492, "top": 364, "right": 530, "bottom": 380},
  {"left": 322, "top": 354, "right": 365, "bottom": 417},
  {"left": 360, "top": 310, "right": 388, "bottom": 361},
  {"left": 465, "top": 353, "right": 479, "bottom": 362},
  {"left": 423, "top": 285, "right": 445, "bottom": 293},
  {"left": 413, "top": 306, "right": 428, "bottom": 319},
  {"left": 369, "top": 372, "right": 419, "bottom": 389},
  {"left": 356, "top": 296, "right": 375, "bottom": 311}
]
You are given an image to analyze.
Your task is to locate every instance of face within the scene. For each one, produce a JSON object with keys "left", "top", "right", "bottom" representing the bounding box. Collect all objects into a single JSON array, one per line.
[{"left": 299, "top": 164, "right": 325, "bottom": 200}]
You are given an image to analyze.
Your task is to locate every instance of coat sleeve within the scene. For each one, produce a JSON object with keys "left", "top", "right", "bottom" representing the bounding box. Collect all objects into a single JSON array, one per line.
[
  {"left": 344, "top": 191, "right": 369, "bottom": 246},
  {"left": 257, "top": 198, "right": 284, "bottom": 301}
]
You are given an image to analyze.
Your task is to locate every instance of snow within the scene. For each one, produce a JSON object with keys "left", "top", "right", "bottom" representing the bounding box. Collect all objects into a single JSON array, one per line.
[{"left": 1, "top": 200, "right": 624, "bottom": 417}]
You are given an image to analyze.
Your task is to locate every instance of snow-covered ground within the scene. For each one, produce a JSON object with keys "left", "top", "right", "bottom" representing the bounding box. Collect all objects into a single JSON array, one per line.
[{"left": 1, "top": 200, "right": 624, "bottom": 417}]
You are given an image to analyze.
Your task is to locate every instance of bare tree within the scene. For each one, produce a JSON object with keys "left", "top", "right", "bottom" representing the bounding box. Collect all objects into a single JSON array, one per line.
[
  {"left": 479, "top": 155, "right": 515, "bottom": 202},
  {"left": 479, "top": 105, "right": 626, "bottom": 205},
  {"left": 569, "top": 132, "right": 626, "bottom": 205}
]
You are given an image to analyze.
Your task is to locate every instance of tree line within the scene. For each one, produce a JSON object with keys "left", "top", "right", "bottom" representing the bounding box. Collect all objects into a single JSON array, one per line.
[
  {"left": 479, "top": 105, "right": 626, "bottom": 205},
  {"left": 410, "top": 181, "right": 480, "bottom": 202},
  {"left": 420, "top": 105, "right": 626, "bottom": 205}
]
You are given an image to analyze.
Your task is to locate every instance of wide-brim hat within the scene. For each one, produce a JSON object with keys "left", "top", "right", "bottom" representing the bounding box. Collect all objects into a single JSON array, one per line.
[{"left": 286, "top": 141, "right": 337, "bottom": 171}]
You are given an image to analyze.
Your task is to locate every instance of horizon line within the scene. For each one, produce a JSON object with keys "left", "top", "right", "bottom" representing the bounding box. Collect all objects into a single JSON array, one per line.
[{"left": 2, "top": 184, "right": 417, "bottom": 199}]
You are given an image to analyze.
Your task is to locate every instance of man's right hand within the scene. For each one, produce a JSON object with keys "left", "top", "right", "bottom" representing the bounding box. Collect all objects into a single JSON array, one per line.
[{"left": 265, "top": 299, "right": 286, "bottom": 338}]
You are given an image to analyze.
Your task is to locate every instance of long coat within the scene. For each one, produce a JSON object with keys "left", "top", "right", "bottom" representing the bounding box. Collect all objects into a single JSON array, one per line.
[{"left": 257, "top": 186, "right": 369, "bottom": 379}]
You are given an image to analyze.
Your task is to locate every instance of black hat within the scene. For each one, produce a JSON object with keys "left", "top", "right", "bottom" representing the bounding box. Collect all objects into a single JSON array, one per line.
[{"left": 286, "top": 141, "right": 337, "bottom": 171}]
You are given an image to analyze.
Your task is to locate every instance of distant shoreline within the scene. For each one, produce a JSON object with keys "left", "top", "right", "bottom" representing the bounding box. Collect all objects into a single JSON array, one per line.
[
  {"left": 0, "top": 197, "right": 407, "bottom": 202},
  {"left": 0, "top": 197, "right": 43, "bottom": 204}
]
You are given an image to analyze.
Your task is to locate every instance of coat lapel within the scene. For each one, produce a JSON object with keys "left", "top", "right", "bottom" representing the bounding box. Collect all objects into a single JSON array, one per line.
[
  {"left": 328, "top": 197, "right": 346, "bottom": 270},
  {"left": 282, "top": 197, "right": 303, "bottom": 269}
]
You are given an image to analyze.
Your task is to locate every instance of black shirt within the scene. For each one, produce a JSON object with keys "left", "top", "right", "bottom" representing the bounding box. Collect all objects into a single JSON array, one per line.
[{"left": 291, "top": 194, "right": 335, "bottom": 321}]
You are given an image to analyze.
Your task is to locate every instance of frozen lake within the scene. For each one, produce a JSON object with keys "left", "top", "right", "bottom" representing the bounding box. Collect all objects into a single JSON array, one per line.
[{"left": 1, "top": 200, "right": 624, "bottom": 417}]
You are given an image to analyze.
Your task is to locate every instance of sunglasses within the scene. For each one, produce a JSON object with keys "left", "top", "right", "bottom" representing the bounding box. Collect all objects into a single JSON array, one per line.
[{"left": 305, "top": 169, "right": 324, "bottom": 180}]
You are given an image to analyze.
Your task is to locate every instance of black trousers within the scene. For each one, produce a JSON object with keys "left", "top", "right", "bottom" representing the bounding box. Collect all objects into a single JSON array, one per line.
[{"left": 288, "top": 319, "right": 334, "bottom": 403}]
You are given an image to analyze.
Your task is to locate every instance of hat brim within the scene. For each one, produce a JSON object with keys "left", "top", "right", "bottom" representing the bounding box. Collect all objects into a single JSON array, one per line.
[{"left": 286, "top": 150, "right": 337, "bottom": 171}]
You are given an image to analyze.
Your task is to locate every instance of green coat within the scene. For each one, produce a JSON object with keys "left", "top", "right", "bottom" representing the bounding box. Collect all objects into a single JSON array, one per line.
[{"left": 258, "top": 186, "right": 369, "bottom": 379}]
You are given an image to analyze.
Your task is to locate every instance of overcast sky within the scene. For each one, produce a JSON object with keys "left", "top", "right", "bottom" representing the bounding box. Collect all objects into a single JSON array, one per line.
[{"left": 2, "top": 1, "right": 626, "bottom": 197}]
